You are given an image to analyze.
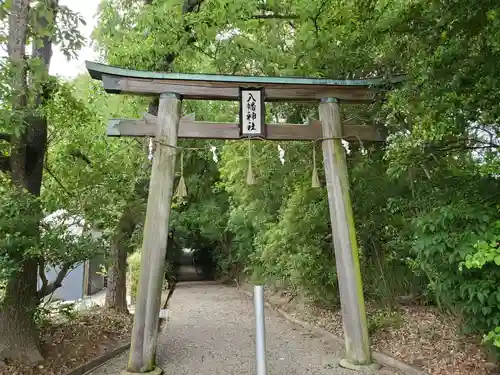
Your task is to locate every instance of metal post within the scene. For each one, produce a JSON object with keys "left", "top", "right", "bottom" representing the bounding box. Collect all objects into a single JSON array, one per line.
[{"left": 254, "top": 285, "right": 268, "bottom": 375}]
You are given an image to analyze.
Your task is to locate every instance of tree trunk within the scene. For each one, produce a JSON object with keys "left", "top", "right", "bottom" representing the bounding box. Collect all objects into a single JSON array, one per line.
[
  {"left": 0, "top": 261, "right": 43, "bottom": 364},
  {"left": 0, "top": 0, "right": 56, "bottom": 363},
  {"left": 104, "top": 174, "right": 150, "bottom": 311},
  {"left": 104, "top": 101, "right": 156, "bottom": 310},
  {"left": 105, "top": 207, "right": 137, "bottom": 313}
]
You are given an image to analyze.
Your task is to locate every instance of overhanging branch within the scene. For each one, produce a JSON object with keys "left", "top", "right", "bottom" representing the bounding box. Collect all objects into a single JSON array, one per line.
[
  {"left": 37, "top": 262, "right": 72, "bottom": 299},
  {"left": 425, "top": 138, "right": 500, "bottom": 154},
  {"left": 69, "top": 150, "right": 92, "bottom": 165},
  {"left": 38, "top": 257, "right": 48, "bottom": 291},
  {"left": 44, "top": 164, "right": 72, "bottom": 197}
]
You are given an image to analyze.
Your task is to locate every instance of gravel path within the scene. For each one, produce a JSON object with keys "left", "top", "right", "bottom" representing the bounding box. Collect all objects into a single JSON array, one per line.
[{"left": 89, "top": 282, "right": 397, "bottom": 375}]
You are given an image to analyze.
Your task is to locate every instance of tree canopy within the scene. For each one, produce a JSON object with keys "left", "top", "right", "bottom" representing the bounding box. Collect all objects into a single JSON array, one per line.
[{"left": 1, "top": 0, "right": 499, "bottom": 364}]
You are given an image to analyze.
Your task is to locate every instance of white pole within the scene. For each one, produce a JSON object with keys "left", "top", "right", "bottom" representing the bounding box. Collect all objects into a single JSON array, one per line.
[{"left": 254, "top": 285, "right": 268, "bottom": 375}]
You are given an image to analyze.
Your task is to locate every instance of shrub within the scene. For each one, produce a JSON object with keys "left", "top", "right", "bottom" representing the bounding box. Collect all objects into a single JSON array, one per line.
[
  {"left": 414, "top": 204, "right": 500, "bottom": 336},
  {"left": 128, "top": 251, "right": 141, "bottom": 303},
  {"left": 461, "top": 219, "right": 500, "bottom": 350},
  {"left": 254, "top": 183, "right": 339, "bottom": 307}
]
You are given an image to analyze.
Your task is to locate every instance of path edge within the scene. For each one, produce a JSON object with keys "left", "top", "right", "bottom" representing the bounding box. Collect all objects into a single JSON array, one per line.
[
  {"left": 64, "top": 341, "right": 131, "bottom": 375},
  {"left": 66, "top": 290, "right": 173, "bottom": 375},
  {"left": 237, "top": 286, "right": 426, "bottom": 375}
]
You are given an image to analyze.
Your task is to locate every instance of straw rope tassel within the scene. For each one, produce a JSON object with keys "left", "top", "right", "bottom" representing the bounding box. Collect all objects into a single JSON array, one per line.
[
  {"left": 246, "top": 138, "right": 256, "bottom": 185},
  {"left": 175, "top": 150, "right": 187, "bottom": 199},
  {"left": 311, "top": 143, "right": 320, "bottom": 188}
]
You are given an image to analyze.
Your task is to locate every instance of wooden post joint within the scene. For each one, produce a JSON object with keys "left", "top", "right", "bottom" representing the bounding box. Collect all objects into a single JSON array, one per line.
[
  {"left": 160, "top": 92, "right": 182, "bottom": 100},
  {"left": 321, "top": 97, "right": 339, "bottom": 103}
]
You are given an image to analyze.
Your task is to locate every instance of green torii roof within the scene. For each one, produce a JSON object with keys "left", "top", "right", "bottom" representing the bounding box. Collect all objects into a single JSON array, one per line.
[{"left": 86, "top": 61, "right": 404, "bottom": 103}]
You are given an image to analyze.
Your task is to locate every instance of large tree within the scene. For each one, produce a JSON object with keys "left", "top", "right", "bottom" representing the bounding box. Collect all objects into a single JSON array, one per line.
[
  {"left": 93, "top": 0, "right": 209, "bottom": 311},
  {"left": 0, "top": 0, "right": 86, "bottom": 362}
]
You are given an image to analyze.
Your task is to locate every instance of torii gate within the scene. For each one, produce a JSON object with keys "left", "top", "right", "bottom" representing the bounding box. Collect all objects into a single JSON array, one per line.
[{"left": 86, "top": 61, "right": 399, "bottom": 374}]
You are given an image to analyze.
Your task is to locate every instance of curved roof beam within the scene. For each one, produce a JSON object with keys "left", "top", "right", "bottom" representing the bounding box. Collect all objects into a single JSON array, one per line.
[{"left": 86, "top": 61, "right": 404, "bottom": 103}]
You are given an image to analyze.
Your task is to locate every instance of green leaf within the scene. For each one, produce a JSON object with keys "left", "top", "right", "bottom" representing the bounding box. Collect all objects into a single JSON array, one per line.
[{"left": 494, "top": 255, "right": 500, "bottom": 266}]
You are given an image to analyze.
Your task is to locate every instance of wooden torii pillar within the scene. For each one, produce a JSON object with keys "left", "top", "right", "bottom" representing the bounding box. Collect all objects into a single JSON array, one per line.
[{"left": 86, "top": 61, "right": 399, "bottom": 374}]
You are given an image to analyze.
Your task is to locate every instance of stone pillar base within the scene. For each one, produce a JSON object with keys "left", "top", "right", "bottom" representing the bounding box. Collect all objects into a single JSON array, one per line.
[{"left": 121, "top": 367, "right": 163, "bottom": 375}]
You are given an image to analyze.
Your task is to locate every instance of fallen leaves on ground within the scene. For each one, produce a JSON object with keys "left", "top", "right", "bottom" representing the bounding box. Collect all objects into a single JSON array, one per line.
[
  {"left": 0, "top": 307, "right": 133, "bottom": 375},
  {"left": 263, "top": 287, "right": 499, "bottom": 375}
]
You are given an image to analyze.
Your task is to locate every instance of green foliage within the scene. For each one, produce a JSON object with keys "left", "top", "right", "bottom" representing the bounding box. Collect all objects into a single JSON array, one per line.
[
  {"left": 1, "top": 55, "right": 146, "bottom": 302},
  {"left": 0, "top": 171, "right": 106, "bottom": 302},
  {"left": 42, "top": 77, "right": 148, "bottom": 232},
  {"left": 40, "top": 212, "right": 107, "bottom": 268},
  {"left": 368, "top": 309, "right": 403, "bottom": 335},
  {"left": 128, "top": 251, "right": 141, "bottom": 303},
  {"left": 463, "top": 221, "right": 500, "bottom": 270},
  {"left": 413, "top": 199, "right": 500, "bottom": 333},
  {"left": 34, "top": 301, "right": 78, "bottom": 329},
  {"left": 254, "top": 183, "right": 338, "bottom": 306},
  {"left": 0, "top": 173, "right": 38, "bottom": 281},
  {"left": 461, "top": 219, "right": 500, "bottom": 348},
  {"left": 82, "top": 0, "right": 500, "bottom": 357},
  {"left": 484, "top": 327, "right": 500, "bottom": 349}
]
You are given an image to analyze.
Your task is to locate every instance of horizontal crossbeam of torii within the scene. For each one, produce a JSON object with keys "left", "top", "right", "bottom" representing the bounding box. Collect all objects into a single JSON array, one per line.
[
  {"left": 86, "top": 61, "right": 402, "bottom": 375},
  {"left": 107, "top": 112, "right": 385, "bottom": 141}
]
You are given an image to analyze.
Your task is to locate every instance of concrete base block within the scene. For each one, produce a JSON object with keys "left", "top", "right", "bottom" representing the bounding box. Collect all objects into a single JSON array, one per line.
[
  {"left": 339, "top": 359, "right": 382, "bottom": 372},
  {"left": 121, "top": 367, "right": 163, "bottom": 375}
]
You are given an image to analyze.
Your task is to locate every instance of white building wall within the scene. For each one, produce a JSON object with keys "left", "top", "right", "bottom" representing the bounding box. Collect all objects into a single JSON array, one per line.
[{"left": 37, "top": 263, "right": 84, "bottom": 302}]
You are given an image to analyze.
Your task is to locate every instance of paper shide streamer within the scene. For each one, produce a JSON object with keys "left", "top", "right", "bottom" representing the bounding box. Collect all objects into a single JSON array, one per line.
[
  {"left": 210, "top": 145, "right": 218, "bottom": 163},
  {"left": 150, "top": 133, "right": 359, "bottom": 195},
  {"left": 148, "top": 137, "right": 154, "bottom": 161},
  {"left": 277, "top": 144, "right": 285, "bottom": 165}
]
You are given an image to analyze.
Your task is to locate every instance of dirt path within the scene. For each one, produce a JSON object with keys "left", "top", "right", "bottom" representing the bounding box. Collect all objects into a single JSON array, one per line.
[{"left": 89, "top": 282, "right": 398, "bottom": 375}]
